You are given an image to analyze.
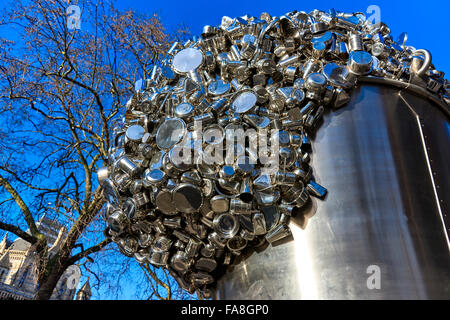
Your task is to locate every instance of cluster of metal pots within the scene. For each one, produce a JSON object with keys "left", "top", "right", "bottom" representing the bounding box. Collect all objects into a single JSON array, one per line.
[{"left": 98, "top": 8, "right": 449, "bottom": 298}]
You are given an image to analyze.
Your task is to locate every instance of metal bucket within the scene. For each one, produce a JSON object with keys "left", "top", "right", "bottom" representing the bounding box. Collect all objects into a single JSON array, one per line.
[{"left": 215, "top": 82, "right": 450, "bottom": 299}]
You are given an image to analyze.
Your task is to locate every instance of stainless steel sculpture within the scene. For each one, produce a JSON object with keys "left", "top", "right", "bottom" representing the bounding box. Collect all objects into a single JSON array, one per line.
[
  {"left": 98, "top": 9, "right": 450, "bottom": 299},
  {"left": 216, "top": 83, "right": 450, "bottom": 299}
]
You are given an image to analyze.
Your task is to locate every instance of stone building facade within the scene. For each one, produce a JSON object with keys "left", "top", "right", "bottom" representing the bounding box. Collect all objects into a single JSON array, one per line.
[{"left": 0, "top": 215, "right": 90, "bottom": 300}]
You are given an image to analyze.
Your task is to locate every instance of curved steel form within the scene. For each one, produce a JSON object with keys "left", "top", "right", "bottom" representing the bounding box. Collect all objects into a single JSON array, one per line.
[{"left": 215, "top": 84, "right": 450, "bottom": 299}]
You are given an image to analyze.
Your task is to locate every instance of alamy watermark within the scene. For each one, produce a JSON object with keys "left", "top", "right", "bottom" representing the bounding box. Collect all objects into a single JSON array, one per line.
[
  {"left": 366, "top": 5, "right": 381, "bottom": 26},
  {"left": 63, "top": 4, "right": 382, "bottom": 31},
  {"left": 366, "top": 265, "right": 381, "bottom": 290},
  {"left": 66, "top": 5, "right": 81, "bottom": 30}
]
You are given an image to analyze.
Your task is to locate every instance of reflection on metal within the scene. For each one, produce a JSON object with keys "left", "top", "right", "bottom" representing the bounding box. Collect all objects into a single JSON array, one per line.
[
  {"left": 398, "top": 93, "right": 450, "bottom": 251},
  {"left": 215, "top": 84, "right": 450, "bottom": 299},
  {"left": 360, "top": 77, "right": 450, "bottom": 118},
  {"left": 101, "top": 8, "right": 450, "bottom": 298},
  {"left": 291, "top": 223, "right": 317, "bottom": 299}
]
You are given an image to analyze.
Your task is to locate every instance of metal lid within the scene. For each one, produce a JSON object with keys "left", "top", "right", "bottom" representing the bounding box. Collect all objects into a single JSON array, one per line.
[
  {"left": 171, "top": 251, "right": 190, "bottom": 272},
  {"left": 312, "top": 31, "right": 333, "bottom": 44},
  {"left": 152, "top": 236, "right": 172, "bottom": 252},
  {"left": 168, "top": 145, "right": 192, "bottom": 171},
  {"left": 348, "top": 51, "right": 373, "bottom": 75},
  {"left": 208, "top": 80, "right": 231, "bottom": 96},
  {"left": 243, "top": 114, "right": 270, "bottom": 129},
  {"left": 200, "top": 243, "right": 215, "bottom": 257},
  {"left": 210, "top": 195, "right": 229, "bottom": 213},
  {"left": 312, "top": 41, "right": 326, "bottom": 58},
  {"left": 371, "top": 42, "right": 386, "bottom": 57},
  {"left": 213, "top": 213, "right": 239, "bottom": 239},
  {"left": 219, "top": 165, "right": 235, "bottom": 180},
  {"left": 323, "top": 62, "right": 354, "bottom": 88},
  {"left": 134, "top": 249, "right": 149, "bottom": 264},
  {"left": 107, "top": 210, "right": 127, "bottom": 233},
  {"left": 172, "top": 47, "right": 203, "bottom": 74},
  {"left": 231, "top": 91, "right": 257, "bottom": 113},
  {"left": 125, "top": 124, "right": 145, "bottom": 142},
  {"left": 226, "top": 236, "right": 248, "bottom": 251},
  {"left": 155, "top": 189, "right": 177, "bottom": 215},
  {"left": 174, "top": 102, "right": 194, "bottom": 118},
  {"left": 122, "top": 237, "right": 139, "bottom": 256},
  {"left": 306, "top": 72, "right": 327, "bottom": 91},
  {"left": 271, "top": 130, "right": 290, "bottom": 146},
  {"left": 149, "top": 150, "right": 165, "bottom": 170},
  {"left": 143, "top": 168, "right": 165, "bottom": 186},
  {"left": 195, "top": 151, "right": 217, "bottom": 177},
  {"left": 172, "top": 183, "right": 203, "bottom": 213},
  {"left": 254, "top": 190, "right": 280, "bottom": 206},
  {"left": 155, "top": 118, "right": 186, "bottom": 150},
  {"left": 149, "top": 250, "right": 170, "bottom": 266}
]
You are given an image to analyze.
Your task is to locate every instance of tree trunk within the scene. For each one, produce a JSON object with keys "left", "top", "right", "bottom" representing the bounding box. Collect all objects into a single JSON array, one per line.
[{"left": 35, "top": 267, "right": 65, "bottom": 300}]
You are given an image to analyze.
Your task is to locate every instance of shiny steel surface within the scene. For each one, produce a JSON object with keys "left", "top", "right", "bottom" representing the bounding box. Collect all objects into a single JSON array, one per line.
[
  {"left": 215, "top": 84, "right": 450, "bottom": 299},
  {"left": 102, "top": 9, "right": 450, "bottom": 298}
]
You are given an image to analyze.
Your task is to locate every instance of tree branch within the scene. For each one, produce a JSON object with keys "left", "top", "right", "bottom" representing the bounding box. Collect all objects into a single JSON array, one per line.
[
  {"left": 0, "top": 221, "right": 37, "bottom": 244},
  {"left": 0, "top": 173, "right": 42, "bottom": 240},
  {"left": 67, "top": 238, "right": 112, "bottom": 265}
]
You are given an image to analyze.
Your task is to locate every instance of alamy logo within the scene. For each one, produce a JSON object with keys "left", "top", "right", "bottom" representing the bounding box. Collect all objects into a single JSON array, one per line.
[
  {"left": 66, "top": 5, "right": 81, "bottom": 30},
  {"left": 366, "top": 265, "right": 381, "bottom": 290},
  {"left": 366, "top": 5, "right": 381, "bottom": 26}
]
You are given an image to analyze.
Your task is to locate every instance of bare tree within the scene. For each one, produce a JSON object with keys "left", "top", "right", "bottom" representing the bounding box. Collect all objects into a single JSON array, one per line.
[{"left": 0, "top": 0, "right": 187, "bottom": 299}]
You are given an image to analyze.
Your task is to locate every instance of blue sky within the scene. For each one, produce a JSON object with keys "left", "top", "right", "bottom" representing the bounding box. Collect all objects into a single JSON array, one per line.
[{"left": 115, "top": 0, "right": 450, "bottom": 76}]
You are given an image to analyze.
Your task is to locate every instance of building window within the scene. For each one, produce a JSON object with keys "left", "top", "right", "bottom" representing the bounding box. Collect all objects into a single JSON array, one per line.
[
  {"left": 3, "top": 270, "right": 10, "bottom": 282},
  {"left": 13, "top": 270, "right": 19, "bottom": 284}
]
